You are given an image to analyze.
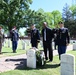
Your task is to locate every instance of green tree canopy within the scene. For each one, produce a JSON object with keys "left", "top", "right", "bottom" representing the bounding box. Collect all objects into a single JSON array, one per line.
[
  {"left": 70, "top": 4, "right": 76, "bottom": 20},
  {"left": 62, "top": 4, "right": 76, "bottom": 38},
  {"left": 51, "top": 10, "right": 62, "bottom": 28},
  {"left": 0, "top": 0, "right": 32, "bottom": 31}
]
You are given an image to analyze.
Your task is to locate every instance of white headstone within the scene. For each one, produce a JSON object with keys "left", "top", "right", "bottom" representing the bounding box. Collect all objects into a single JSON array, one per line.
[
  {"left": 73, "top": 43, "right": 76, "bottom": 50},
  {"left": 61, "top": 54, "right": 75, "bottom": 75},
  {"left": 40, "top": 51, "right": 45, "bottom": 65},
  {"left": 22, "top": 40, "right": 26, "bottom": 50},
  {"left": 66, "top": 45, "right": 73, "bottom": 51},
  {"left": 2, "top": 40, "right": 5, "bottom": 46},
  {"left": 40, "top": 41, "right": 43, "bottom": 47},
  {"left": 27, "top": 48, "right": 36, "bottom": 68},
  {"left": 8, "top": 39, "right": 10, "bottom": 47}
]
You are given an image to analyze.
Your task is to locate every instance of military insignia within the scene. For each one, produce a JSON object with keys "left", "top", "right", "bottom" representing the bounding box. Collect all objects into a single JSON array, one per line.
[
  {"left": 34, "top": 30, "right": 37, "bottom": 35},
  {"left": 62, "top": 29, "right": 66, "bottom": 33}
]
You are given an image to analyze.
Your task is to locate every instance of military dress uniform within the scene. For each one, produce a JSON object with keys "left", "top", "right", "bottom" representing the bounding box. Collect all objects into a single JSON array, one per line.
[
  {"left": 31, "top": 29, "right": 40, "bottom": 48},
  {"left": 11, "top": 30, "right": 19, "bottom": 53},
  {"left": 56, "top": 27, "right": 70, "bottom": 59}
]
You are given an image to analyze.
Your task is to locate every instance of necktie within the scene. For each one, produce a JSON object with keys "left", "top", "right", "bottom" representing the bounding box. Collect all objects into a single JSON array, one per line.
[{"left": 44, "top": 29, "right": 46, "bottom": 41}]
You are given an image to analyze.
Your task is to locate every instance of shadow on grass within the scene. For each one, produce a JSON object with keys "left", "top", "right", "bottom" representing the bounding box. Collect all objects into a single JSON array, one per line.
[
  {"left": 16, "top": 61, "right": 60, "bottom": 70},
  {"left": 2, "top": 52, "right": 13, "bottom": 54},
  {"left": 16, "top": 63, "right": 60, "bottom": 71},
  {"left": 5, "top": 58, "right": 27, "bottom": 70},
  {"left": 5, "top": 58, "right": 60, "bottom": 70}
]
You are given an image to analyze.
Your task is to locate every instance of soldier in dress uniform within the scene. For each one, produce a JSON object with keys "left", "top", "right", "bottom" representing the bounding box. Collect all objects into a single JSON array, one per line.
[
  {"left": 10, "top": 26, "right": 19, "bottom": 53},
  {"left": 57, "top": 21, "right": 70, "bottom": 60},
  {"left": 30, "top": 24, "right": 40, "bottom": 48}
]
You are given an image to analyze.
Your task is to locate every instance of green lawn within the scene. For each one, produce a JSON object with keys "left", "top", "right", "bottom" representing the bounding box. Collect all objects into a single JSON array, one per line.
[
  {"left": 0, "top": 40, "right": 75, "bottom": 75},
  {"left": 0, "top": 50, "right": 76, "bottom": 75},
  {"left": 0, "top": 55, "right": 60, "bottom": 75},
  {"left": 0, "top": 39, "right": 43, "bottom": 57}
]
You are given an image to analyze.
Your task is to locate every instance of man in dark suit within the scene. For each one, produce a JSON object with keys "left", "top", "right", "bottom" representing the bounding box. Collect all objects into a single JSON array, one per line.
[
  {"left": 57, "top": 21, "right": 70, "bottom": 59},
  {"left": 42, "top": 22, "right": 54, "bottom": 61},
  {"left": 53, "top": 28, "right": 58, "bottom": 50},
  {"left": 31, "top": 24, "right": 40, "bottom": 48}
]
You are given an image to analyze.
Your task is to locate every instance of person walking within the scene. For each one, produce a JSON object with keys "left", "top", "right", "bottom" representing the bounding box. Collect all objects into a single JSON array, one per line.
[
  {"left": 57, "top": 21, "right": 70, "bottom": 60},
  {"left": 30, "top": 24, "right": 40, "bottom": 48},
  {"left": 42, "top": 22, "right": 54, "bottom": 61},
  {"left": 11, "top": 26, "right": 19, "bottom": 53}
]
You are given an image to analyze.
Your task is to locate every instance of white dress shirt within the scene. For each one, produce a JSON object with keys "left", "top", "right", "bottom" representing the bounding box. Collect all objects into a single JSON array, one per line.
[{"left": 44, "top": 29, "right": 46, "bottom": 41}]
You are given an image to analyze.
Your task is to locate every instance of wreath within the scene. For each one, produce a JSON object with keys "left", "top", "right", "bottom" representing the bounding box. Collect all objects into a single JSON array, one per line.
[{"left": 36, "top": 50, "right": 46, "bottom": 66}]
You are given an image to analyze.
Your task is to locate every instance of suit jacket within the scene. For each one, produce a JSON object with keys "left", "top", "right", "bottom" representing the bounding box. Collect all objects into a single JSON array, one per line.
[
  {"left": 52, "top": 28, "right": 59, "bottom": 45},
  {"left": 11, "top": 30, "right": 19, "bottom": 41},
  {"left": 31, "top": 29, "right": 40, "bottom": 43},
  {"left": 42, "top": 27, "right": 54, "bottom": 43},
  {"left": 56, "top": 28, "right": 70, "bottom": 46}
]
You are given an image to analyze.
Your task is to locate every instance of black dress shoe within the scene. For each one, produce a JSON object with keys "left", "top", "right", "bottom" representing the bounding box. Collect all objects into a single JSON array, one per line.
[
  {"left": 58, "top": 63, "right": 60, "bottom": 66},
  {"left": 13, "top": 51, "right": 16, "bottom": 53},
  {"left": 49, "top": 59, "right": 52, "bottom": 62},
  {"left": 0, "top": 52, "right": 2, "bottom": 54},
  {"left": 45, "top": 57, "right": 48, "bottom": 60}
]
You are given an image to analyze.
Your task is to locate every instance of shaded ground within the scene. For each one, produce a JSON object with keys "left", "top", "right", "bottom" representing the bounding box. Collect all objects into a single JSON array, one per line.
[{"left": 0, "top": 54, "right": 27, "bottom": 73}]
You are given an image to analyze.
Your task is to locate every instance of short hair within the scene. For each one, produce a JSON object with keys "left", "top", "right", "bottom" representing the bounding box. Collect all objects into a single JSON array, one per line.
[
  {"left": 13, "top": 26, "right": 16, "bottom": 29},
  {"left": 58, "top": 21, "right": 64, "bottom": 24},
  {"left": 43, "top": 22, "right": 47, "bottom": 25},
  {"left": 31, "top": 24, "right": 35, "bottom": 27}
]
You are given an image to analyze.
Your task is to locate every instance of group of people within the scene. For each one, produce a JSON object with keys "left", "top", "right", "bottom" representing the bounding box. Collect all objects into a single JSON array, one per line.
[
  {"left": 30, "top": 21, "right": 70, "bottom": 61},
  {"left": 0, "top": 21, "right": 70, "bottom": 62}
]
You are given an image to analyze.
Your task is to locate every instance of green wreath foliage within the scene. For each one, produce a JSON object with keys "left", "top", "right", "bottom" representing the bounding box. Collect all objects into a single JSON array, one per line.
[{"left": 36, "top": 50, "right": 46, "bottom": 66}]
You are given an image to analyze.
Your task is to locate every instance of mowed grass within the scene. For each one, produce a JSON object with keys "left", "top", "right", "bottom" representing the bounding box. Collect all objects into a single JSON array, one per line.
[
  {"left": 0, "top": 40, "right": 28, "bottom": 57},
  {"left": 0, "top": 39, "right": 43, "bottom": 57},
  {"left": 0, "top": 50, "right": 76, "bottom": 75},
  {"left": 0, "top": 39, "right": 76, "bottom": 75},
  {"left": 0, "top": 55, "right": 60, "bottom": 75}
]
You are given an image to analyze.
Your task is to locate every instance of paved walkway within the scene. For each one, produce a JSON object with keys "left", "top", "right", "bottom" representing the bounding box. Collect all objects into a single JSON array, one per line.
[{"left": 0, "top": 54, "right": 27, "bottom": 73}]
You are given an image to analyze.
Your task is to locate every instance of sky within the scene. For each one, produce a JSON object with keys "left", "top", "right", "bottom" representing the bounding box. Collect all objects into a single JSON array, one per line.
[
  {"left": 30, "top": 0, "right": 73, "bottom": 12},
  {"left": 20, "top": 0, "right": 75, "bottom": 35}
]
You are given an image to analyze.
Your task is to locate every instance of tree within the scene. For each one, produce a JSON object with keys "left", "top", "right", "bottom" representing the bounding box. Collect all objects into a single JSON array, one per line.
[
  {"left": 44, "top": 12, "right": 53, "bottom": 28},
  {"left": 62, "top": 4, "right": 76, "bottom": 38},
  {"left": 62, "top": 3, "right": 72, "bottom": 21},
  {"left": 0, "top": 0, "right": 32, "bottom": 31},
  {"left": 64, "top": 20, "right": 76, "bottom": 38},
  {"left": 34, "top": 9, "right": 62, "bottom": 31},
  {"left": 26, "top": 8, "right": 46, "bottom": 32},
  {"left": 51, "top": 10, "right": 62, "bottom": 27},
  {"left": 70, "top": 4, "right": 76, "bottom": 20}
]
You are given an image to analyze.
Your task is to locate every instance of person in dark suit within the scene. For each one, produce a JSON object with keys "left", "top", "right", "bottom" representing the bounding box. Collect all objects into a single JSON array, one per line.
[
  {"left": 42, "top": 22, "right": 54, "bottom": 61},
  {"left": 53, "top": 28, "right": 58, "bottom": 50},
  {"left": 57, "top": 21, "right": 70, "bottom": 59},
  {"left": 31, "top": 24, "right": 40, "bottom": 48}
]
